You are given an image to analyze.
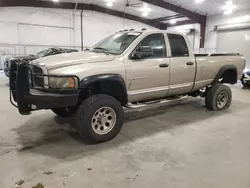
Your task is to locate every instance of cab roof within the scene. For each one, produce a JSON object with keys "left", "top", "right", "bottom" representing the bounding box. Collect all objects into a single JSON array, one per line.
[{"left": 117, "top": 29, "right": 187, "bottom": 36}]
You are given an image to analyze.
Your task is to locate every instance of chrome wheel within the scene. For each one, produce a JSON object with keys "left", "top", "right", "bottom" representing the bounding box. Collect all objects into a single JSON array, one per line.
[
  {"left": 91, "top": 107, "right": 116, "bottom": 135},
  {"left": 216, "top": 91, "right": 229, "bottom": 109}
]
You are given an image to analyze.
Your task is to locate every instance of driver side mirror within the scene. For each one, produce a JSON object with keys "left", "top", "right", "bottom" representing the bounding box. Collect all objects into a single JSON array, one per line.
[{"left": 131, "top": 46, "right": 153, "bottom": 59}]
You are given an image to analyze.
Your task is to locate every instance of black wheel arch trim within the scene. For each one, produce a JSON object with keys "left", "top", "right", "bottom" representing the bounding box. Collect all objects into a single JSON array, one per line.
[
  {"left": 79, "top": 74, "right": 128, "bottom": 105},
  {"left": 214, "top": 65, "right": 238, "bottom": 84}
]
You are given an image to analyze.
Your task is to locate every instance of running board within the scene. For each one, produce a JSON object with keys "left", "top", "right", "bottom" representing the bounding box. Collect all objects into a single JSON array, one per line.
[{"left": 125, "top": 95, "right": 188, "bottom": 110}]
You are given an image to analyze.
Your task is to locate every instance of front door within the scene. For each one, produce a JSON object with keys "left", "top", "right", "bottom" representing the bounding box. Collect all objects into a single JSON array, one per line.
[
  {"left": 167, "top": 33, "right": 196, "bottom": 96},
  {"left": 125, "top": 33, "right": 170, "bottom": 102}
]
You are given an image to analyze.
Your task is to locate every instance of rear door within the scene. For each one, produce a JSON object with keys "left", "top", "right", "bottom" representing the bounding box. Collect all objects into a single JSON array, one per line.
[{"left": 167, "top": 33, "right": 196, "bottom": 96}]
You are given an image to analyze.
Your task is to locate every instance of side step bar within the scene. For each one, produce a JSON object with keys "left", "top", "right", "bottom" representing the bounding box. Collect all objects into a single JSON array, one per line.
[{"left": 125, "top": 95, "right": 188, "bottom": 110}]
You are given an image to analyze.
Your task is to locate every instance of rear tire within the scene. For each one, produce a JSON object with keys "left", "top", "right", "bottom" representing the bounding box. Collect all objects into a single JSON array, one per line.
[
  {"left": 51, "top": 107, "right": 76, "bottom": 117},
  {"left": 75, "top": 94, "right": 124, "bottom": 144},
  {"left": 205, "top": 84, "right": 232, "bottom": 111}
]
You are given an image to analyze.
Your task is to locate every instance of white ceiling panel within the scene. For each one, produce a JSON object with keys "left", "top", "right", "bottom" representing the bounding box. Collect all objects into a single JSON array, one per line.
[
  {"left": 164, "top": 0, "right": 250, "bottom": 15},
  {"left": 50, "top": 0, "right": 178, "bottom": 19},
  {"left": 42, "top": 0, "right": 250, "bottom": 18}
]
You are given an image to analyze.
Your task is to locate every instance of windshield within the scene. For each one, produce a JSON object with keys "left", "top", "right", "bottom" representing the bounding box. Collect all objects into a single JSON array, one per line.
[
  {"left": 36, "top": 49, "right": 50, "bottom": 58},
  {"left": 92, "top": 32, "right": 141, "bottom": 55}
]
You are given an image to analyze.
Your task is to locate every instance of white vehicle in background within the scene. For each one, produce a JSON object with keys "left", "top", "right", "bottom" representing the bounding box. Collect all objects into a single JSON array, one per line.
[{"left": 241, "top": 69, "right": 250, "bottom": 88}]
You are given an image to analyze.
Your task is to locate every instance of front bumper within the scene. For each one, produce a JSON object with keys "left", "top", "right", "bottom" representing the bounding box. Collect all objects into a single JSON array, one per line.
[{"left": 10, "top": 61, "right": 80, "bottom": 115}]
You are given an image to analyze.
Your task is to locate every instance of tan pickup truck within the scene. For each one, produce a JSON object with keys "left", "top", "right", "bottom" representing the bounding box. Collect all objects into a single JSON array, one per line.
[{"left": 10, "top": 30, "right": 245, "bottom": 143}]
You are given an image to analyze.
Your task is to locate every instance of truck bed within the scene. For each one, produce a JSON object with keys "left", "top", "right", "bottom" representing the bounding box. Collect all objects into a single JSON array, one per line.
[{"left": 192, "top": 53, "right": 245, "bottom": 91}]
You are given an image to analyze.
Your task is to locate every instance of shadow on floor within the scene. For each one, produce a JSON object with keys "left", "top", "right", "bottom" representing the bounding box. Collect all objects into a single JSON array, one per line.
[
  {"left": 242, "top": 86, "right": 250, "bottom": 90},
  {"left": 12, "top": 98, "right": 248, "bottom": 160}
]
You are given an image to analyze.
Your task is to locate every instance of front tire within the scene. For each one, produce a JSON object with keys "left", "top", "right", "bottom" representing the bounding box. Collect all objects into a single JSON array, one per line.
[
  {"left": 205, "top": 84, "right": 232, "bottom": 111},
  {"left": 75, "top": 94, "right": 124, "bottom": 144}
]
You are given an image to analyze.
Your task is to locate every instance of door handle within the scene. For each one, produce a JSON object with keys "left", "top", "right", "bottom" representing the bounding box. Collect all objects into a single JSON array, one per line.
[
  {"left": 186, "top": 62, "right": 194, "bottom": 66},
  {"left": 159, "top": 63, "right": 169, "bottom": 68}
]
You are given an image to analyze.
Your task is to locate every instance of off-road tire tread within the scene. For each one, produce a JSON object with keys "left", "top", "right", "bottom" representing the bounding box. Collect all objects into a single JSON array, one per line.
[
  {"left": 205, "top": 84, "right": 232, "bottom": 111},
  {"left": 75, "top": 94, "right": 124, "bottom": 144}
]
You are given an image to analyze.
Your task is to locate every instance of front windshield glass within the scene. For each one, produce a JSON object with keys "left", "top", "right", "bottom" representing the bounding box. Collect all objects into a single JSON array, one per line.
[
  {"left": 36, "top": 49, "right": 49, "bottom": 58},
  {"left": 92, "top": 32, "right": 141, "bottom": 55}
]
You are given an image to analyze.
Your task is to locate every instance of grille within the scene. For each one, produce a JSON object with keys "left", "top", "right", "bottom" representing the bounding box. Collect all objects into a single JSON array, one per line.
[
  {"left": 31, "top": 65, "right": 45, "bottom": 87},
  {"left": 9, "top": 61, "right": 19, "bottom": 102}
]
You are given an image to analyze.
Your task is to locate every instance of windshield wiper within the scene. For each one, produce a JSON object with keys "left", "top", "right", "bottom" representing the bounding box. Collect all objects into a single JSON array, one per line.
[{"left": 92, "top": 47, "right": 110, "bottom": 54}]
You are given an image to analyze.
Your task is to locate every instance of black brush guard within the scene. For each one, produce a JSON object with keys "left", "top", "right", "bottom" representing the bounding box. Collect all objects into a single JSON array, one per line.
[{"left": 9, "top": 61, "right": 80, "bottom": 115}]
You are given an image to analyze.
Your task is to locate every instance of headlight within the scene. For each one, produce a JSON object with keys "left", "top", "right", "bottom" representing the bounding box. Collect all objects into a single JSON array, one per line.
[{"left": 49, "top": 77, "right": 77, "bottom": 89}]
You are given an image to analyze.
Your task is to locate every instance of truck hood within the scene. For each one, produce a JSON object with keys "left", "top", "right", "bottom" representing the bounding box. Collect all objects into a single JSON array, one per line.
[
  {"left": 9, "top": 55, "right": 37, "bottom": 62},
  {"left": 32, "top": 51, "right": 116, "bottom": 70}
]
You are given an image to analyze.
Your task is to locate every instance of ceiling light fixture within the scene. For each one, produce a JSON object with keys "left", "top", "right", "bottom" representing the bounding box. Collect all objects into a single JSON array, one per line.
[
  {"left": 107, "top": 2, "right": 113, "bottom": 7},
  {"left": 142, "top": 12, "right": 149, "bottom": 17},
  {"left": 170, "top": 19, "right": 177, "bottom": 24},
  {"left": 140, "top": 3, "right": 151, "bottom": 12},
  {"left": 224, "top": 9, "right": 233, "bottom": 15},
  {"left": 222, "top": 0, "right": 235, "bottom": 15},
  {"left": 195, "top": 0, "right": 205, "bottom": 3},
  {"left": 52, "top": 0, "right": 59, "bottom": 2},
  {"left": 226, "top": 0, "right": 233, "bottom": 6},
  {"left": 140, "top": 3, "right": 151, "bottom": 17},
  {"left": 104, "top": 0, "right": 115, "bottom": 7}
]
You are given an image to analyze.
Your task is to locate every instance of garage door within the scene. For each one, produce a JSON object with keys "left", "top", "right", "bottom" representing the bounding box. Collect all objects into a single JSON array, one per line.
[{"left": 217, "top": 30, "right": 250, "bottom": 68}]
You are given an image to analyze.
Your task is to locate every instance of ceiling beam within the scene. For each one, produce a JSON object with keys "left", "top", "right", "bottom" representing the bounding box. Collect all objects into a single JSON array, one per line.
[
  {"left": 140, "top": 0, "right": 206, "bottom": 24},
  {"left": 0, "top": 0, "right": 166, "bottom": 29},
  {"left": 165, "top": 19, "right": 198, "bottom": 27},
  {"left": 141, "top": 0, "right": 207, "bottom": 48},
  {"left": 86, "top": 4, "right": 166, "bottom": 29},
  {"left": 153, "top": 14, "right": 185, "bottom": 22}
]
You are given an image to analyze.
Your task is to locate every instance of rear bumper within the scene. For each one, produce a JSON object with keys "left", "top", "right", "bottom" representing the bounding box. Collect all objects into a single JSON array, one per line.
[{"left": 10, "top": 61, "right": 80, "bottom": 115}]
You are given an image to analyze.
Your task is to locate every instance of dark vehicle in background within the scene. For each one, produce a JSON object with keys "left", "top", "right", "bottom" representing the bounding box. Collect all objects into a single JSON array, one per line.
[
  {"left": 241, "top": 69, "right": 250, "bottom": 87},
  {"left": 3, "top": 48, "right": 78, "bottom": 77}
]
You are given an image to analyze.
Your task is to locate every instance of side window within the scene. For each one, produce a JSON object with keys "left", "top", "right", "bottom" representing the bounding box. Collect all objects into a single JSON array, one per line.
[
  {"left": 48, "top": 50, "right": 60, "bottom": 56},
  {"left": 138, "top": 33, "right": 166, "bottom": 58},
  {"left": 168, "top": 34, "right": 189, "bottom": 57}
]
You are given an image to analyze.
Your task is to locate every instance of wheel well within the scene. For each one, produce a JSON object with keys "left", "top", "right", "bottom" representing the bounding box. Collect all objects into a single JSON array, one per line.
[
  {"left": 220, "top": 69, "right": 237, "bottom": 84},
  {"left": 78, "top": 80, "right": 128, "bottom": 105}
]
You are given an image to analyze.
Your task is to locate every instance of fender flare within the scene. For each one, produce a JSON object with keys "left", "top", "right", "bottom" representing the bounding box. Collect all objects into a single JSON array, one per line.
[
  {"left": 214, "top": 65, "right": 237, "bottom": 84},
  {"left": 79, "top": 74, "right": 128, "bottom": 105}
]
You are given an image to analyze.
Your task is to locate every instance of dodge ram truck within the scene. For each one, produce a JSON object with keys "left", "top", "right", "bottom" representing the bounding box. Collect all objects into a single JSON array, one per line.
[{"left": 9, "top": 30, "right": 246, "bottom": 143}]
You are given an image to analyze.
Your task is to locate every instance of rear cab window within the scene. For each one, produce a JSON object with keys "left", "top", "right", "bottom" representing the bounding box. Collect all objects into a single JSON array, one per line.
[{"left": 167, "top": 34, "right": 189, "bottom": 57}]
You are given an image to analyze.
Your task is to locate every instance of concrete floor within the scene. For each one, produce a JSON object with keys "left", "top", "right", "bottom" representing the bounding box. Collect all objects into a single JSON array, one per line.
[{"left": 1, "top": 73, "right": 250, "bottom": 188}]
